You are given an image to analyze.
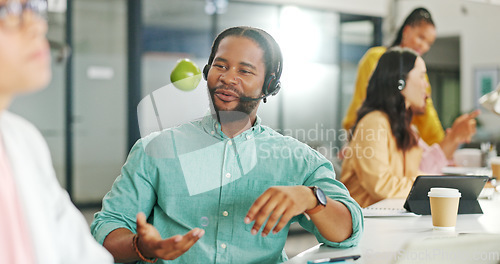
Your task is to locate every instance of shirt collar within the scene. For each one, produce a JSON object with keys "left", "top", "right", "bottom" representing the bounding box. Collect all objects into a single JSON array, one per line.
[{"left": 199, "top": 112, "right": 263, "bottom": 141}]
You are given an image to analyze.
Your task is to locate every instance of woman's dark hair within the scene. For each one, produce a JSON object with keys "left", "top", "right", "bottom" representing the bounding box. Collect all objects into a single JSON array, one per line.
[
  {"left": 391, "top": 7, "right": 435, "bottom": 47},
  {"left": 207, "top": 26, "right": 283, "bottom": 80},
  {"left": 351, "top": 48, "right": 419, "bottom": 151}
]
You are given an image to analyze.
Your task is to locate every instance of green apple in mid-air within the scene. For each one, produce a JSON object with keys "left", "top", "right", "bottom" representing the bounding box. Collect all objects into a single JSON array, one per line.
[{"left": 170, "top": 58, "right": 202, "bottom": 91}]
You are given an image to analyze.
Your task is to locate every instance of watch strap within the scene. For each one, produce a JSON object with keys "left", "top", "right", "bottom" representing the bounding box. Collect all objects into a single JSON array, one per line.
[
  {"left": 304, "top": 186, "right": 326, "bottom": 215},
  {"left": 304, "top": 203, "right": 325, "bottom": 215}
]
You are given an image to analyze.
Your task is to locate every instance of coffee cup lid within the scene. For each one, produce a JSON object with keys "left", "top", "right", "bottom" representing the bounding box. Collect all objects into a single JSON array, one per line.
[{"left": 428, "top": 187, "right": 461, "bottom": 198}]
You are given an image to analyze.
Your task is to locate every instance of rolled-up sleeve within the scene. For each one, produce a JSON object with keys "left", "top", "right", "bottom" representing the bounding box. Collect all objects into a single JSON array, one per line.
[
  {"left": 297, "top": 157, "right": 363, "bottom": 248},
  {"left": 91, "top": 139, "right": 157, "bottom": 245}
]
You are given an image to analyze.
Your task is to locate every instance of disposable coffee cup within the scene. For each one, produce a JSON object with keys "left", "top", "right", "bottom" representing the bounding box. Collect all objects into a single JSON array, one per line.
[
  {"left": 428, "top": 188, "right": 461, "bottom": 231},
  {"left": 490, "top": 156, "right": 500, "bottom": 179}
]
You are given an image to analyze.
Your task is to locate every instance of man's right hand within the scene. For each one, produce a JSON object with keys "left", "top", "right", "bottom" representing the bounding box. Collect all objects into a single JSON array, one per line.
[{"left": 135, "top": 212, "right": 204, "bottom": 261}]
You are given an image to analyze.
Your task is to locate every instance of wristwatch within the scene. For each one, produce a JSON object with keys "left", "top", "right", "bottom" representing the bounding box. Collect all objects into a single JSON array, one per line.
[{"left": 305, "top": 186, "right": 327, "bottom": 215}]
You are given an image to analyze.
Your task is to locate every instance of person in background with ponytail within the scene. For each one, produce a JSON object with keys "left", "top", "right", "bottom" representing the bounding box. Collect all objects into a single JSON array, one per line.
[{"left": 341, "top": 7, "right": 478, "bottom": 173}]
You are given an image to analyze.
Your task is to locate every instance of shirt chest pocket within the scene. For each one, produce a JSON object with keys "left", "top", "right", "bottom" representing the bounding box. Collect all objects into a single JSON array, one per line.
[{"left": 159, "top": 192, "right": 220, "bottom": 230}]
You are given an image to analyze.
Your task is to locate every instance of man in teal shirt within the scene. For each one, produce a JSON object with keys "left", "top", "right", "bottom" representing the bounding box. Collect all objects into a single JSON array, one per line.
[{"left": 91, "top": 26, "right": 363, "bottom": 263}]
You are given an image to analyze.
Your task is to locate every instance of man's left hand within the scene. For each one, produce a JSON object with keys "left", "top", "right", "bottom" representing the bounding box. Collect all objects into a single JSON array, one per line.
[{"left": 244, "top": 186, "right": 316, "bottom": 237}]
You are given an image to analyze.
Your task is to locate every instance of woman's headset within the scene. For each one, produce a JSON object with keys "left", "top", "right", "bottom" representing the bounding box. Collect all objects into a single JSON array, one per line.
[{"left": 398, "top": 53, "right": 406, "bottom": 91}]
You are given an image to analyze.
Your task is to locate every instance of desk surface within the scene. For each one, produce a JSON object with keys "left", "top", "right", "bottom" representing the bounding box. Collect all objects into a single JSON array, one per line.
[{"left": 286, "top": 192, "right": 500, "bottom": 264}]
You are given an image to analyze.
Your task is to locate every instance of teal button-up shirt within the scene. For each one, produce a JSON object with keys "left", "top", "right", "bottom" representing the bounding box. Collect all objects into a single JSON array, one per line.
[{"left": 91, "top": 114, "right": 363, "bottom": 264}]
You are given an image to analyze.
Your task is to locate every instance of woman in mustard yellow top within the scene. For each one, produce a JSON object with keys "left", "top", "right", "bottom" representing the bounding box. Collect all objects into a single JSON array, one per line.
[
  {"left": 341, "top": 48, "right": 429, "bottom": 207},
  {"left": 343, "top": 8, "right": 441, "bottom": 145}
]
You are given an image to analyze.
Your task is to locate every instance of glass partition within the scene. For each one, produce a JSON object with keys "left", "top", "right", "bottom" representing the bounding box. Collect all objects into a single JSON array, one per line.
[{"left": 9, "top": 0, "right": 380, "bottom": 204}]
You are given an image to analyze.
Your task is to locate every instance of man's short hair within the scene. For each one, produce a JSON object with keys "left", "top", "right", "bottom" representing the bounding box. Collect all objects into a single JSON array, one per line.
[{"left": 207, "top": 26, "right": 282, "bottom": 80}]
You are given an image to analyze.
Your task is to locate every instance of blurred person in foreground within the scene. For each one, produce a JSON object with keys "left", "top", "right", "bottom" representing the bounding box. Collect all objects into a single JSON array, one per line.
[{"left": 0, "top": 0, "right": 113, "bottom": 263}]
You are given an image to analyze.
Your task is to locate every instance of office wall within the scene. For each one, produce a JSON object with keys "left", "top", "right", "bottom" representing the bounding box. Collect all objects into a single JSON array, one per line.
[
  {"left": 423, "top": 37, "right": 460, "bottom": 69},
  {"left": 398, "top": 0, "right": 500, "bottom": 141},
  {"left": 238, "top": 0, "right": 389, "bottom": 17}
]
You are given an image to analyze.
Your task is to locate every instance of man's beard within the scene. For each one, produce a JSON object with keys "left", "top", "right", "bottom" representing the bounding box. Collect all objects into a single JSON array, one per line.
[{"left": 208, "top": 85, "right": 260, "bottom": 122}]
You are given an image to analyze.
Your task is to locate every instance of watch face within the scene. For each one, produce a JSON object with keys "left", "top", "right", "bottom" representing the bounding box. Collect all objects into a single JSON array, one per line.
[{"left": 315, "top": 187, "right": 327, "bottom": 206}]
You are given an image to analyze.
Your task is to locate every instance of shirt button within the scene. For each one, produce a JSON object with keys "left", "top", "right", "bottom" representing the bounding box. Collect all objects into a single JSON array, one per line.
[
  {"left": 222, "top": 211, "right": 228, "bottom": 216},
  {"left": 228, "top": 141, "right": 232, "bottom": 145},
  {"left": 246, "top": 135, "right": 252, "bottom": 140},
  {"left": 225, "top": 173, "right": 231, "bottom": 178},
  {"left": 221, "top": 243, "right": 227, "bottom": 249},
  {"left": 215, "top": 124, "right": 218, "bottom": 129},
  {"left": 211, "top": 131, "right": 215, "bottom": 135}
]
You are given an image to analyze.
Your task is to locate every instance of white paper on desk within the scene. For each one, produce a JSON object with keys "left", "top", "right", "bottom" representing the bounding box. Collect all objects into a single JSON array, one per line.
[
  {"left": 363, "top": 199, "right": 420, "bottom": 217},
  {"left": 393, "top": 234, "right": 500, "bottom": 264},
  {"left": 441, "top": 166, "right": 492, "bottom": 177}
]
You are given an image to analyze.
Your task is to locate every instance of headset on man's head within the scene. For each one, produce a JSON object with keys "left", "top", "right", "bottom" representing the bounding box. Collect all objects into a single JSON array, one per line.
[{"left": 203, "top": 27, "right": 283, "bottom": 103}]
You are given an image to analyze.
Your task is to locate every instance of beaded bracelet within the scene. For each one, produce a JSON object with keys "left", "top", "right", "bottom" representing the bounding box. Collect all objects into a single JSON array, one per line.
[{"left": 133, "top": 234, "right": 158, "bottom": 263}]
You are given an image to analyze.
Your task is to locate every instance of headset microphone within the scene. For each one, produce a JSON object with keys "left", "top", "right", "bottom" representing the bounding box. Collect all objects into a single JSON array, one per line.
[
  {"left": 239, "top": 93, "right": 273, "bottom": 102},
  {"left": 204, "top": 63, "right": 282, "bottom": 103},
  {"left": 240, "top": 78, "right": 281, "bottom": 103}
]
